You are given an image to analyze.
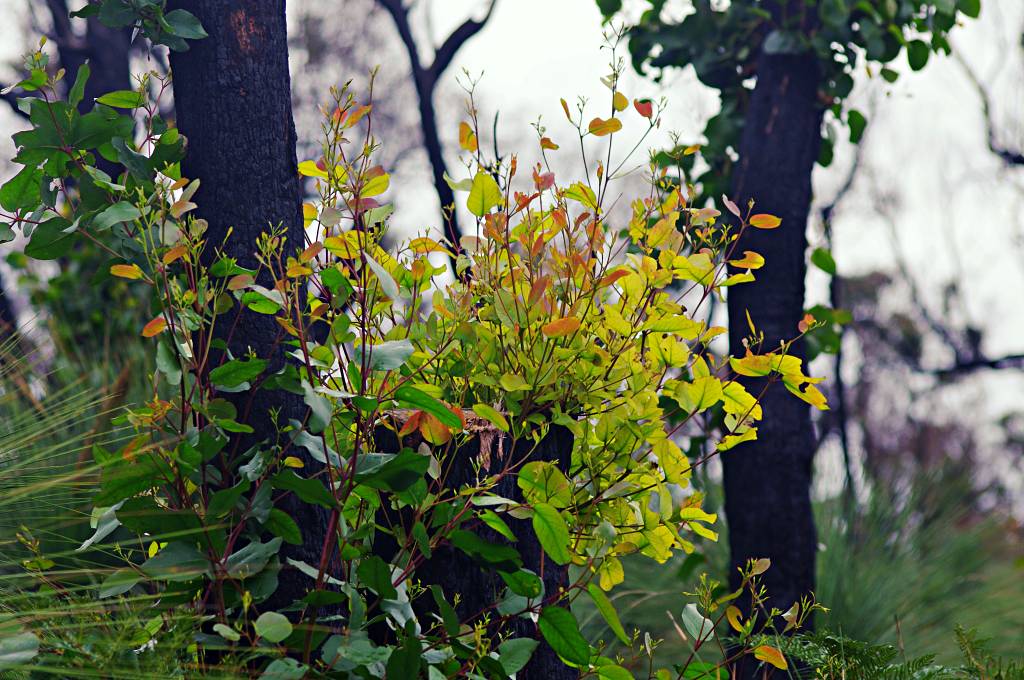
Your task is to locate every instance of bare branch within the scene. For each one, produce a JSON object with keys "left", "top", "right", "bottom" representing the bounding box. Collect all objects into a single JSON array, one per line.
[
  {"left": 430, "top": 0, "right": 497, "bottom": 82},
  {"left": 955, "top": 50, "right": 1024, "bottom": 167}
]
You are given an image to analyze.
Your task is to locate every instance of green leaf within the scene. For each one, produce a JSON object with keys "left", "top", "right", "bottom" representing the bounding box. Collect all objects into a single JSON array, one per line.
[
  {"left": 359, "top": 339, "right": 413, "bottom": 371},
  {"left": 25, "top": 217, "right": 73, "bottom": 260},
  {"left": 499, "top": 569, "right": 543, "bottom": 598},
  {"left": 597, "top": 665, "right": 633, "bottom": 680},
  {"left": 394, "top": 385, "right": 461, "bottom": 428},
  {"left": 265, "top": 508, "right": 303, "bottom": 545},
  {"left": 357, "top": 555, "right": 397, "bottom": 599},
  {"left": 538, "top": 606, "right": 590, "bottom": 667},
  {"left": 595, "top": 0, "right": 623, "bottom": 17},
  {"left": 847, "top": 109, "right": 867, "bottom": 144},
  {"left": 518, "top": 461, "right": 572, "bottom": 508},
  {"left": 210, "top": 358, "right": 268, "bottom": 388},
  {"left": 302, "top": 381, "right": 332, "bottom": 434},
  {"left": 472, "top": 403, "right": 509, "bottom": 432},
  {"left": 163, "top": 9, "right": 208, "bottom": 39},
  {"left": 365, "top": 254, "right": 400, "bottom": 300},
  {"left": 0, "top": 630, "right": 39, "bottom": 670},
  {"left": 260, "top": 658, "right": 307, "bottom": 680},
  {"left": 93, "top": 201, "right": 142, "bottom": 230},
  {"left": 270, "top": 470, "right": 336, "bottom": 509},
  {"left": 587, "top": 583, "right": 629, "bottom": 644},
  {"left": 254, "top": 612, "right": 293, "bottom": 643},
  {"left": 958, "top": 0, "right": 980, "bottom": 17},
  {"left": 680, "top": 603, "right": 713, "bottom": 642},
  {"left": 449, "top": 530, "right": 522, "bottom": 571},
  {"left": 225, "top": 537, "right": 282, "bottom": 579},
  {"left": 98, "top": 568, "right": 140, "bottom": 598},
  {"left": 142, "top": 542, "right": 210, "bottom": 582},
  {"left": 0, "top": 165, "right": 40, "bottom": 212},
  {"left": 532, "top": 503, "right": 572, "bottom": 565},
  {"left": 498, "top": 638, "right": 539, "bottom": 675},
  {"left": 206, "top": 479, "right": 250, "bottom": 518},
  {"left": 810, "top": 247, "right": 837, "bottom": 275},
  {"left": 356, "top": 449, "right": 429, "bottom": 493},
  {"left": 213, "top": 623, "right": 240, "bottom": 642},
  {"left": 467, "top": 170, "right": 502, "bottom": 217},
  {"left": 907, "top": 40, "right": 930, "bottom": 71},
  {"left": 480, "top": 509, "right": 517, "bottom": 542},
  {"left": 96, "top": 90, "right": 145, "bottom": 109},
  {"left": 68, "top": 62, "right": 90, "bottom": 109}
]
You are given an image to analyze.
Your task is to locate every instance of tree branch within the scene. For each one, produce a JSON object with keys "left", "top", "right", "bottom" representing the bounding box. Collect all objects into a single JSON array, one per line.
[
  {"left": 430, "top": 0, "right": 496, "bottom": 82},
  {"left": 955, "top": 50, "right": 1024, "bottom": 167}
]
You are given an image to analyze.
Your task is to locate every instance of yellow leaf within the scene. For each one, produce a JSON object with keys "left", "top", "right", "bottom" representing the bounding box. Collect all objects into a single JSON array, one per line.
[
  {"left": 753, "top": 645, "right": 787, "bottom": 670},
  {"left": 298, "top": 160, "right": 327, "bottom": 179},
  {"left": 141, "top": 316, "right": 167, "bottom": 338},
  {"left": 283, "top": 456, "right": 304, "bottom": 468},
  {"left": 727, "top": 250, "right": 765, "bottom": 270},
  {"left": 467, "top": 171, "right": 502, "bottom": 217},
  {"left": 749, "top": 213, "right": 781, "bottom": 229},
  {"left": 409, "top": 236, "right": 448, "bottom": 254},
  {"left": 110, "top": 263, "right": 142, "bottom": 280},
  {"left": 458, "top": 121, "right": 478, "bottom": 152},
  {"left": 302, "top": 203, "right": 317, "bottom": 227},
  {"left": 726, "top": 606, "right": 743, "bottom": 633},
  {"left": 324, "top": 231, "right": 363, "bottom": 259},
  {"left": 560, "top": 97, "right": 572, "bottom": 121},
  {"left": 588, "top": 116, "right": 622, "bottom": 136},
  {"left": 361, "top": 172, "right": 390, "bottom": 198},
  {"left": 541, "top": 316, "right": 581, "bottom": 338},
  {"left": 683, "top": 143, "right": 701, "bottom": 155},
  {"left": 612, "top": 91, "right": 628, "bottom": 112}
]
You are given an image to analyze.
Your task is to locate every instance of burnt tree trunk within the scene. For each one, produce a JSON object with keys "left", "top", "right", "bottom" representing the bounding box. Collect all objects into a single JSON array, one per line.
[
  {"left": 375, "top": 422, "right": 576, "bottom": 679},
  {"left": 723, "top": 28, "right": 823, "bottom": 647},
  {"left": 167, "top": 0, "right": 333, "bottom": 610}
]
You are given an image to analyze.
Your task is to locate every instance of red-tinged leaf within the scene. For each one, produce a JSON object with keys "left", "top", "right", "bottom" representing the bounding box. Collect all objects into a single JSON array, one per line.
[
  {"left": 110, "top": 263, "right": 143, "bottom": 280},
  {"left": 749, "top": 213, "right": 781, "bottom": 229},
  {"left": 541, "top": 317, "right": 581, "bottom": 338},
  {"left": 798, "top": 312, "right": 815, "bottom": 333},
  {"left": 344, "top": 104, "right": 371, "bottom": 128},
  {"left": 399, "top": 411, "right": 423, "bottom": 437},
  {"left": 528, "top": 276, "right": 551, "bottom": 306},
  {"left": 722, "top": 195, "right": 741, "bottom": 217},
  {"left": 753, "top": 645, "right": 787, "bottom": 670},
  {"left": 588, "top": 116, "right": 622, "bottom": 137},
  {"left": 458, "top": 121, "right": 478, "bottom": 152},
  {"left": 300, "top": 242, "right": 323, "bottom": 263},
  {"left": 534, "top": 170, "right": 555, "bottom": 191},
  {"left": 227, "top": 274, "right": 253, "bottom": 291},
  {"left": 141, "top": 316, "right": 167, "bottom": 338},
  {"left": 633, "top": 98, "right": 653, "bottom": 118},
  {"left": 540, "top": 136, "right": 559, "bottom": 150}
]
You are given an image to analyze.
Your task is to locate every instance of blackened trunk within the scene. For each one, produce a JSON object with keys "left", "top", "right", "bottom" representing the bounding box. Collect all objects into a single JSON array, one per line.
[
  {"left": 412, "top": 75, "right": 462, "bottom": 248},
  {"left": 167, "top": 0, "right": 332, "bottom": 610},
  {"left": 375, "top": 423, "right": 576, "bottom": 679},
  {"left": 723, "top": 44, "right": 822, "bottom": 637}
]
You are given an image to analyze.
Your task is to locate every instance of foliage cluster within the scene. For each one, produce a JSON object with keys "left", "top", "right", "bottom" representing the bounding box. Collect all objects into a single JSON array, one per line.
[{"left": 0, "top": 7, "right": 840, "bottom": 677}]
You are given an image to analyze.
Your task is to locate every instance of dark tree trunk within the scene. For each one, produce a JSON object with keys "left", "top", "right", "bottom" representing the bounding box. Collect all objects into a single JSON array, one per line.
[
  {"left": 375, "top": 422, "right": 576, "bottom": 679},
  {"left": 167, "top": 0, "right": 333, "bottom": 610},
  {"left": 0, "top": 282, "right": 15, "bottom": 336},
  {"left": 723, "top": 37, "right": 822, "bottom": 645},
  {"left": 411, "top": 76, "right": 461, "bottom": 248}
]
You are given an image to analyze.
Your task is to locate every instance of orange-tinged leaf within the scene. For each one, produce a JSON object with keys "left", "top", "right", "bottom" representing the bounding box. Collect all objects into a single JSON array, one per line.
[
  {"left": 458, "top": 121, "right": 478, "bottom": 152},
  {"left": 141, "top": 316, "right": 167, "bottom": 338},
  {"left": 599, "top": 268, "right": 631, "bottom": 288},
  {"left": 419, "top": 412, "right": 452, "bottom": 445},
  {"left": 728, "top": 250, "right": 765, "bottom": 270},
  {"left": 528, "top": 276, "right": 550, "bottom": 306},
  {"left": 398, "top": 411, "right": 423, "bottom": 437},
  {"left": 560, "top": 97, "right": 572, "bottom": 121},
  {"left": 749, "top": 213, "right": 781, "bottom": 229},
  {"left": 726, "top": 606, "right": 744, "bottom": 633},
  {"left": 754, "top": 645, "right": 787, "bottom": 670},
  {"left": 750, "top": 558, "right": 771, "bottom": 575},
  {"left": 163, "top": 245, "right": 187, "bottom": 265},
  {"left": 541, "top": 316, "right": 581, "bottom": 338},
  {"left": 798, "top": 312, "right": 815, "bottom": 333},
  {"left": 540, "top": 136, "right": 559, "bottom": 151},
  {"left": 110, "top": 263, "right": 143, "bottom": 280},
  {"left": 612, "top": 91, "right": 628, "bottom": 112},
  {"left": 588, "top": 116, "right": 622, "bottom": 136},
  {"left": 634, "top": 98, "right": 653, "bottom": 118}
]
